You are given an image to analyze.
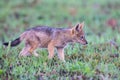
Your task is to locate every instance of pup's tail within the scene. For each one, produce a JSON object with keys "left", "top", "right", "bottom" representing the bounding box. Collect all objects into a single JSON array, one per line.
[{"left": 3, "top": 37, "right": 21, "bottom": 47}]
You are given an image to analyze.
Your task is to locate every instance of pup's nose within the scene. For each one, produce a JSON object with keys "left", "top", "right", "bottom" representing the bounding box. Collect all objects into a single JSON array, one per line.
[{"left": 86, "top": 41, "right": 88, "bottom": 44}]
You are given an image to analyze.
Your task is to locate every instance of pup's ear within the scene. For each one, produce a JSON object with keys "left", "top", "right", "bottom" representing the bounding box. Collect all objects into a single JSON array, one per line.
[
  {"left": 75, "top": 22, "right": 84, "bottom": 31},
  {"left": 75, "top": 23, "right": 80, "bottom": 32},
  {"left": 71, "top": 22, "right": 84, "bottom": 34},
  {"left": 71, "top": 23, "right": 80, "bottom": 34},
  {"left": 79, "top": 22, "right": 84, "bottom": 30}
]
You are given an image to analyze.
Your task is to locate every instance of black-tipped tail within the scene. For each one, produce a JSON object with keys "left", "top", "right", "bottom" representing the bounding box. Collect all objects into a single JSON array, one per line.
[{"left": 3, "top": 38, "right": 21, "bottom": 47}]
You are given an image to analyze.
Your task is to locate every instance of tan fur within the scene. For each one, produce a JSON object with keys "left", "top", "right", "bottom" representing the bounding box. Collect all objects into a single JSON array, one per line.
[{"left": 5, "top": 22, "right": 88, "bottom": 61}]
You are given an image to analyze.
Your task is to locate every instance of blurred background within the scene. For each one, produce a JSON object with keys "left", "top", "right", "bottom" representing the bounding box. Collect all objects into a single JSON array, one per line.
[{"left": 0, "top": 0, "right": 120, "bottom": 44}]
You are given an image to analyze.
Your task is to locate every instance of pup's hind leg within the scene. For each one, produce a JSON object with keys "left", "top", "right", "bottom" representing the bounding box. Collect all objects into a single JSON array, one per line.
[
  {"left": 19, "top": 37, "right": 39, "bottom": 57},
  {"left": 19, "top": 45, "right": 39, "bottom": 57},
  {"left": 28, "top": 42, "right": 39, "bottom": 57},
  {"left": 33, "top": 50, "right": 39, "bottom": 57},
  {"left": 19, "top": 46, "right": 31, "bottom": 56}
]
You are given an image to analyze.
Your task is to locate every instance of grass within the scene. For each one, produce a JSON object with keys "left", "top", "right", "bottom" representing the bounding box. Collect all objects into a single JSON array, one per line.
[{"left": 0, "top": 0, "right": 120, "bottom": 80}]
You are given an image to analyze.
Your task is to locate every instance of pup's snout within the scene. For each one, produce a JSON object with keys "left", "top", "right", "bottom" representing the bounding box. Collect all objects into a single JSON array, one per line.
[{"left": 86, "top": 41, "right": 88, "bottom": 44}]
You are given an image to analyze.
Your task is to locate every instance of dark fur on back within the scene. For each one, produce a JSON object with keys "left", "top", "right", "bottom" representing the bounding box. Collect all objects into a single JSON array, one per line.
[
  {"left": 33, "top": 26, "right": 53, "bottom": 36},
  {"left": 31, "top": 26, "right": 68, "bottom": 36}
]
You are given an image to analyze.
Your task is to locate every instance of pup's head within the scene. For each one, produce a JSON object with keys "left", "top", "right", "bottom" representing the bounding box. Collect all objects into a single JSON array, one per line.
[{"left": 71, "top": 22, "right": 88, "bottom": 45}]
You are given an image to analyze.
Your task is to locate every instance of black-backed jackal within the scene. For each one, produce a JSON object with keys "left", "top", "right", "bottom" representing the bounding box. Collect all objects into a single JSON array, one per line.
[{"left": 3, "top": 22, "right": 88, "bottom": 61}]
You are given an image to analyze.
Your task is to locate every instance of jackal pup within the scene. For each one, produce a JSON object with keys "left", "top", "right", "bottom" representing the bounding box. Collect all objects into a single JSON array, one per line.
[{"left": 3, "top": 22, "right": 88, "bottom": 61}]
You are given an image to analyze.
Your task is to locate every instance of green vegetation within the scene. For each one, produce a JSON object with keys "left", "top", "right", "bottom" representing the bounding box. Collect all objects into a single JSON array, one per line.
[{"left": 0, "top": 0, "right": 120, "bottom": 79}]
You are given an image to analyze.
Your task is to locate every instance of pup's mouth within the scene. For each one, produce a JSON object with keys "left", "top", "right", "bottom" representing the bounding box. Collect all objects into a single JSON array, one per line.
[
  {"left": 78, "top": 41, "right": 88, "bottom": 45},
  {"left": 72, "top": 40, "right": 88, "bottom": 45}
]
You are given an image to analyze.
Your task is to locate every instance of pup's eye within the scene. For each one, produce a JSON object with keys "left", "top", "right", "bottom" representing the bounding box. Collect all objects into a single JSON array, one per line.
[{"left": 80, "top": 36, "right": 84, "bottom": 39}]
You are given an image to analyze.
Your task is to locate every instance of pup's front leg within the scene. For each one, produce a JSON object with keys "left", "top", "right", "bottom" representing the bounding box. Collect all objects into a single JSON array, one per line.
[
  {"left": 48, "top": 41, "right": 55, "bottom": 59},
  {"left": 57, "top": 47, "right": 65, "bottom": 62}
]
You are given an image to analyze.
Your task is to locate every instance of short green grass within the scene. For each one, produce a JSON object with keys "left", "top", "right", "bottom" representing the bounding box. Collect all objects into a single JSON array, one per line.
[{"left": 0, "top": 0, "right": 120, "bottom": 80}]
